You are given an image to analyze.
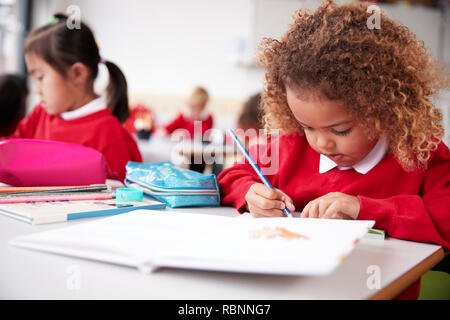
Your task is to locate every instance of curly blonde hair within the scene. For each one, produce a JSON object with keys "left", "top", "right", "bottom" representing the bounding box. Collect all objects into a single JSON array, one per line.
[{"left": 259, "top": 0, "right": 449, "bottom": 171}]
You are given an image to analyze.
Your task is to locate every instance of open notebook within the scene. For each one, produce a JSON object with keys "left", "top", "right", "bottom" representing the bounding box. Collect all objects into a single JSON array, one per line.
[{"left": 10, "top": 210, "right": 374, "bottom": 276}]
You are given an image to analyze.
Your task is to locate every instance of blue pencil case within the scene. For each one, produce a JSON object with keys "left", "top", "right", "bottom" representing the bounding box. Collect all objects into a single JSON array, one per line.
[{"left": 124, "top": 161, "right": 220, "bottom": 208}]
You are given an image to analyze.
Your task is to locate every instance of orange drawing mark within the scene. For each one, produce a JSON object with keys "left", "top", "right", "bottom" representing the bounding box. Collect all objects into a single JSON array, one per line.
[{"left": 250, "top": 227, "right": 309, "bottom": 240}]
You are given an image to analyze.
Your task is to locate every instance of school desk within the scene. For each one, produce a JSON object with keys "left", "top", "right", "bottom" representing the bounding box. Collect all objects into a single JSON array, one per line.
[{"left": 0, "top": 206, "right": 444, "bottom": 299}]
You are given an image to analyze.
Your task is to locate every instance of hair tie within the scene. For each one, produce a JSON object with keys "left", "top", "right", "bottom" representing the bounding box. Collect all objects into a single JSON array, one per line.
[
  {"left": 99, "top": 58, "right": 107, "bottom": 65},
  {"left": 49, "top": 16, "right": 58, "bottom": 25}
]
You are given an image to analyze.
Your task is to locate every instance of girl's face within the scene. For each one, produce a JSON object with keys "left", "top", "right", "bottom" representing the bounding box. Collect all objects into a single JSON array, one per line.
[
  {"left": 26, "top": 53, "right": 77, "bottom": 115},
  {"left": 187, "top": 102, "right": 206, "bottom": 120},
  {"left": 286, "top": 86, "right": 378, "bottom": 167}
]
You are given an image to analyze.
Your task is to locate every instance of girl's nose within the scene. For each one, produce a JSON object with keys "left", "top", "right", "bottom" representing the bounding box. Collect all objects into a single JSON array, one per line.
[
  {"left": 33, "top": 85, "right": 41, "bottom": 95},
  {"left": 316, "top": 134, "right": 334, "bottom": 150}
]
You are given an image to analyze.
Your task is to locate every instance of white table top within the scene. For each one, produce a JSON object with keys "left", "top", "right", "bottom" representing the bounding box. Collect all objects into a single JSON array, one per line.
[{"left": 0, "top": 206, "right": 443, "bottom": 299}]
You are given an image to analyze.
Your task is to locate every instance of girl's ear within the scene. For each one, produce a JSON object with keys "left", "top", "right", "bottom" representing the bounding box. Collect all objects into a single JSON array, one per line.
[{"left": 68, "top": 62, "right": 91, "bottom": 87}]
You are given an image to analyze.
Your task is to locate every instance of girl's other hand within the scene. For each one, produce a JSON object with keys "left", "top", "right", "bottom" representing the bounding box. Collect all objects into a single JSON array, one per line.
[
  {"left": 300, "top": 192, "right": 360, "bottom": 220},
  {"left": 245, "top": 183, "right": 296, "bottom": 218}
]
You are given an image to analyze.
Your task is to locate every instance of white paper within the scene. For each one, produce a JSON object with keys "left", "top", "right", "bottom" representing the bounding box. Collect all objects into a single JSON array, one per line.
[{"left": 10, "top": 210, "right": 374, "bottom": 276}]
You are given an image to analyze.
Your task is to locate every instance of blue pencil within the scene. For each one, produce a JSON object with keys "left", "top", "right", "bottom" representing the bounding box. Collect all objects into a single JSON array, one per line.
[{"left": 228, "top": 129, "right": 291, "bottom": 217}]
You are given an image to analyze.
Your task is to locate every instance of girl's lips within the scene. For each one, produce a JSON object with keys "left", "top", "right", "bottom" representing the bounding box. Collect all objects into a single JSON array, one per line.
[{"left": 324, "top": 153, "right": 344, "bottom": 162}]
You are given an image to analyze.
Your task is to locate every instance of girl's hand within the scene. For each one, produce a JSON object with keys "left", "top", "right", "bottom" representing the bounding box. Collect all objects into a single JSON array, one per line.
[
  {"left": 300, "top": 192, "right": 360, "bottom": 220},
  {"left": 245, "top": 183, "right": 296, "bottom": 218}
]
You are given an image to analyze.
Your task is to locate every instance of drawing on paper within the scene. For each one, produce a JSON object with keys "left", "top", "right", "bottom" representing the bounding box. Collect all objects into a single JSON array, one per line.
[{"left": 250, "top": 227, "right": 309, "bottom": 240}]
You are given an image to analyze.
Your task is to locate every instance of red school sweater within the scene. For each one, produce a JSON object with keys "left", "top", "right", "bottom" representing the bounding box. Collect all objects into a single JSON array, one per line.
[
  {"left": 218, "top": 133, "right": 450, "bottom": 299},
  {"left": 163, "top": 112, "right": 214, "bottom": 138},
  {"left": 7, "top": 104, "right": 142, "bottom": 181}
]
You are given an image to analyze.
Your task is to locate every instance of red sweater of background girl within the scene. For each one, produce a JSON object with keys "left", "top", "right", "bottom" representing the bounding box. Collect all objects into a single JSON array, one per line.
[
  {"left": 163, "top": 112, "right": 214, "bottom": 138},
  {"left": 7, "top": 104, "right": 142, "bottom": 181},
  {"left": 218, "top": 133, "right": 450, "bottom": 299}
]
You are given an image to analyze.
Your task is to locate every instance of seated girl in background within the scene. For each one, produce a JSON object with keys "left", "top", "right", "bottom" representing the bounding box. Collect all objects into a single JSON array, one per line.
[
  {"left": 6, "top": 14, "right": 142, "bottom": 181},
  {"left": 222, "top": 93, "right": 264, "bottom": 171},
  {"left": 0, "top": 74, "right": 28, "bottom": 137},
  {"left": 218, "top": 0, "right": 449, "bottom": 299},
  {"left": 237, "top": 92, "right": 263, "bottom": 132},
  {"left": 155, "top": 86, "right": 213, "bottom": 141},
  {"left": 235, "top": 92, "right": 264, "bottom": 147},
  {"left": 123, "top": 104, "right": 155, "bottom": 140}
]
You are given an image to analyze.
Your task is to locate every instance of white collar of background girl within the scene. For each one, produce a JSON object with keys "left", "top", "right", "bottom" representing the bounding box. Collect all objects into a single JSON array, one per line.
[
  {"left": 60, "top": 96, "right": 107, "bottom": 120},
  {"left": 319, "top": 138, "right": 389, "bottom": 174}
]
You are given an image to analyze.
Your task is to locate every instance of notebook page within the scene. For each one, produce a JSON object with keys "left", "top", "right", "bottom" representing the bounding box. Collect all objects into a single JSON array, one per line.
[
  {"left": 154, "top": 217, "right": 375, "bottom": 275},
  {"left": 9, "top": 210, "right": 231, "bottom": 269}
]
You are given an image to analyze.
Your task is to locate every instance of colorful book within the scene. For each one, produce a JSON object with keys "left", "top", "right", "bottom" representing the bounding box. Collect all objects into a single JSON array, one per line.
[
  {"left": 0, "top": 184, "right": 109, "bottom": 194},
  {"left": 0, "top": 198, "right": 166, "bottom": 224},
  {"left": 0, "top": 192, "right": 114, "bottom": 204}
]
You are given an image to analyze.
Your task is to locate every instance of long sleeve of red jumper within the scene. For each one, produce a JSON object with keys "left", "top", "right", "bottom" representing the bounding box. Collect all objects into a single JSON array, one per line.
[{"left": 357, "top": 142, "right": 450, "bottom": 250}]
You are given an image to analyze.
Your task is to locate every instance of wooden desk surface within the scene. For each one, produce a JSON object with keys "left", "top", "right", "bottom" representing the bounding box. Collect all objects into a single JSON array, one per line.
[{"left": 0, "top": 206, "right": 443, "bottom": 299}]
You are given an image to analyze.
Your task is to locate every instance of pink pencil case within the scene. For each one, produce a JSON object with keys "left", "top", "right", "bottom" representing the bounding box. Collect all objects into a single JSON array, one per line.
[{"left": 0, "top": 139, "right": 107, "bottom": 187}]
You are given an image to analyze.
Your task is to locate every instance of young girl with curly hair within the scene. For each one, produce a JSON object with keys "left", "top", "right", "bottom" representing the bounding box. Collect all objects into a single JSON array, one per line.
[{"left": 218, "top": 0, "right": 449, "bottom": 299}]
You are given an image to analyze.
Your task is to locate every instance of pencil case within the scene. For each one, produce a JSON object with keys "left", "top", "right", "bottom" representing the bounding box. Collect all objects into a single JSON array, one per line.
[
  {"left": 0, "top": 139, "right": 107, "bottom": 186},
  {"left": 124, "top": 161, "right": 220, "bottom": 208}
]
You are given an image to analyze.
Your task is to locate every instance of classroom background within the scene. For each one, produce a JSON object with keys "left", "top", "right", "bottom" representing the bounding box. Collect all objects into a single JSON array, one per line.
[
  {"left": 1, "top": 0, "right": 450, "bottom": 301},
  {"left": 1, "top": 0, "right": 449, "bottom": 147}
]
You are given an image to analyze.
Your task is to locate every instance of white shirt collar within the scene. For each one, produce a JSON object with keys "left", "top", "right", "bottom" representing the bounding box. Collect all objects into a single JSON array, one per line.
[
  {"left": 60, "top": 96, "right": 107, "bottom": 120},
  {"left": 319, "top": 138, "right": 389, "bottom": 174}
]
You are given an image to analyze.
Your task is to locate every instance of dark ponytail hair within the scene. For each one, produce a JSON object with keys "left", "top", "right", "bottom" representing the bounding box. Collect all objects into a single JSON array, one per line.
[
  {"left": 24, "top": 13, "right": 129, "bottom": 122},
  {"left": 103, "top": 60, "right": 129, "bottom": 122}
]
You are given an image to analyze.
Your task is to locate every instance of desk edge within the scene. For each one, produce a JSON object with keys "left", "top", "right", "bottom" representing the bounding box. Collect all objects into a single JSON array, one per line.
[{"left": 368, "top": 247, "right": 445, "bottom": 300}]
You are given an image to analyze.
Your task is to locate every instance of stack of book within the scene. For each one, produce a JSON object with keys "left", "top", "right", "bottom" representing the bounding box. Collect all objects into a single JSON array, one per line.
[
  {"left": 0, "top": 184, "right": 114, "bottom": 203},
  {"left": 0, "top": 184, "right": 165, "bottom": 224}
]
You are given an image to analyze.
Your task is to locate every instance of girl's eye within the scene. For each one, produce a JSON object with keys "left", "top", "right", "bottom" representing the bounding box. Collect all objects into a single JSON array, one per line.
[
  {"left": 332, "top": 128, "right": 352, "bottom": 136},
  {"left": 301, "top": 126, "right": 313, "bottom": 132}
]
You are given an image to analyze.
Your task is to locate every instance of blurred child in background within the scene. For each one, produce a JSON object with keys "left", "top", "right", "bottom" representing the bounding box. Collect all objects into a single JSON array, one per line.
[
  {"left": 223, "top": 92, "right": 265, "bottom": 171},
  {"left": 237, "top": 92, "right": 263, "bottom": 132},
  {"left": 123, "top": 104, "right": 155, "bottom": 140},
  {"left": 155, "top": 86, "right": 213, "bottom": 141},
  {"left": 235, "top": 92, "right": 264, "bottom": 147}
]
